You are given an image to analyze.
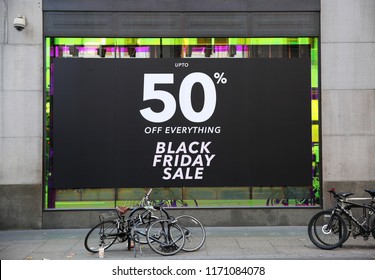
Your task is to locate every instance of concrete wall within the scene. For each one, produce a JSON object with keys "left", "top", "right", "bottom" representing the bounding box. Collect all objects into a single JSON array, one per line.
[
  {"left": 0, "top": 0, "right": 43, "bottom": 229},
  {"left": 321, "top": 0, "right": 375, "bottom": 207},
  {"left": 42, "top": 208, "right": 320, "bottom": 229}
]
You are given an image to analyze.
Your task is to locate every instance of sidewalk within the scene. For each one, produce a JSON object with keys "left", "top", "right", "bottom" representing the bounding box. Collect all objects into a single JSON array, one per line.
[{"left": 0, "top": 226, "right": 374, "bottom": 260}]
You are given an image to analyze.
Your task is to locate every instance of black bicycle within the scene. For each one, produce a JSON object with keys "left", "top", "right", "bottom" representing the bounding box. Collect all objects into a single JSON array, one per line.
[
  {"left": 84, "top": 204, "right": 168, "bottom": 256},
  {"left": 84, "top": 189, "right": 206, "bottom": 256},
  {"left": 125, "top": 189, "right": 171, "bottom": 244},
  {"left": 308, "top": 188, "right": 375, "bottom": 250},
  {"left": 129, "top": 188, "right": 206, "bottom": 251}
]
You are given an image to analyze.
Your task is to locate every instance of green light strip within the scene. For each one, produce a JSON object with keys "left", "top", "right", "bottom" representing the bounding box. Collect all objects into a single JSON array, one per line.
[
  {"left": 50, "top": 37, "right": 320, "bottom": 88},
  {"left": 311, "top": 37, "right": 319, "bottom": 88},
  {"left": 52, "top": 37, "right": 317, "bottom": 46},
  {"left": 45, "top": 37, "right": 51, "bottom": 89}
]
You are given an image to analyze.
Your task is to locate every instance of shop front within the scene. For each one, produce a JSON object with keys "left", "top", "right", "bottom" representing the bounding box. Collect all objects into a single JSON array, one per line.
[{"left": 43, "top": 0, "right": 321, "bottom": 226}]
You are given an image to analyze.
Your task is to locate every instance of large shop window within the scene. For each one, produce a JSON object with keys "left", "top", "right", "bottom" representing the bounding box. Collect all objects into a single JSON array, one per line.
[{"left": 45, "top": 37, "right": 320, "bottom": 209}]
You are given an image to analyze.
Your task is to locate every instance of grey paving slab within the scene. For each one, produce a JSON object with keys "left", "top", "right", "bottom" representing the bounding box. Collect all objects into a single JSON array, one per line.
[
  {"left": 0, "top": 243, "right": 43, "bottom": 260},
  {"left": 267, "top": 237, "right": 305, "bottom": 247},
  {"left": 0, "top": 227, "right": 374, "bottom": 260}
]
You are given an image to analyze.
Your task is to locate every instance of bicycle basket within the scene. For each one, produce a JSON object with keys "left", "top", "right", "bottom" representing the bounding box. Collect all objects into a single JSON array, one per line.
[{"left": 99, "top": 211, "right": 118, "bottom": 222}]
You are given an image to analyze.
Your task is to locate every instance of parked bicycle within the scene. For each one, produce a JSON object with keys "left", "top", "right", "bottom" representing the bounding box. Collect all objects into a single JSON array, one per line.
[
  {"left": 84, "top": 188, "right": 206, "bottom": 256},
  {"left": 84, "top": 205, "right": 167, "bottom": 256},
  {"left": 308, "top": 188, "right": 375, "bottom": 250},
  {"left": 129, "top": 188, "right": 205, "bottom": 250},
  {"left": 143, "top": 214, "right": 206, "bottom": 255},
  {"left": 126, "top": 189, "right": 171, "bottom": 244},
  {"left": 146, "top": 218, "right": 186, "bottom": 256}
]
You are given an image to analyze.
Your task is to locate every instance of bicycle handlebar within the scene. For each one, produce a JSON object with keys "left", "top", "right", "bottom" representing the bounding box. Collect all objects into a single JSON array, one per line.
[
  {"left": 327, "top": 187, "right": 350, "bottom": 201},
  {"left": 328, "top": 187, "right": 338, "bottom": 197}
]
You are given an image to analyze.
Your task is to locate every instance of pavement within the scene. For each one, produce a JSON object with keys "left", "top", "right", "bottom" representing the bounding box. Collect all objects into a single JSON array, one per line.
[{"left": 1, "top": 226, "right": 374, "bottom": 260}]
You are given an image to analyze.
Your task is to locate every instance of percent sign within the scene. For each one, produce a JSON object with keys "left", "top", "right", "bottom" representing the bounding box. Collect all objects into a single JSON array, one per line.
[{"left": 214, "top": 72, "right": 227, "bottom": 84}]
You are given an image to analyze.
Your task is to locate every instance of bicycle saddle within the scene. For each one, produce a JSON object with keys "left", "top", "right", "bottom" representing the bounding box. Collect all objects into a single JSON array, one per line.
[
  {"left": 116, "top": 206, "right": 130, "bottom": 215},
  {"left": 365, "top": 189, "right": 375, "bottom": 198},
  {"left": 338, "top": 192, "right": 354, "bottom": 198}
]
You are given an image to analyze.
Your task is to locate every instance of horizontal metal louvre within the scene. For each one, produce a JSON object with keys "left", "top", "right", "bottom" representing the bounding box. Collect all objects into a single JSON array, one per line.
[
  {"left": 117, "top": 13, "right": 181, "bottom": 37},
  {"left": 249, "top": 12, "right": 320, "bottom": 37},
  {"left": 43, "top": 0, "right": 320, "bottom": 12},
  {"left": 44, "top": 13, "right": 115, "bottom": 37},
  {"left": 44, "top": 12, "right": 320, "bottom": 37},
  {"left": 184, "top": 13, "right": 248, "bottom": 37}
]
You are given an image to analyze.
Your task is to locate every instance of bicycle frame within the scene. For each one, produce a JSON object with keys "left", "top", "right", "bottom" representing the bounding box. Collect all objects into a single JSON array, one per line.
[
  {"left": 336, "top": 199, "right": 375, "bottom": 239},
  {"left": 327, "top": 188, "right": 375, "bottom": 238},
  {"left": 98, "top": 205, "right": 158, "bottom": 248}
]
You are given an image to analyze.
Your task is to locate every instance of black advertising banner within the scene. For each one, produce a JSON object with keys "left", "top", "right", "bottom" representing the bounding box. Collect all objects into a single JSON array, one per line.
[{"left": 53, "top": 58, "right": 311, "bottom": 188}]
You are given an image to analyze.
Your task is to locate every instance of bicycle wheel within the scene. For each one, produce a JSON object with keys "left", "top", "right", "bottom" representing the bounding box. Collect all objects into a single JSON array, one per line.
[
  {"left": 368, "top": 213, "right": 375, "bottom": 239},
  {"left": 146, "top": 219, "right": 185, "bottom": 256},
  {"left": 308, "top": 210, "right": 347, "bottom": 250},
  {"left": 340, "top": 212, "right": 352, "bottom": 243},
  {"left": 320, "top": 208, "right": 351, "bottom": 243},
  {"left": 84, "top": 220, "right": 119, "bottom": 253},
  {"left": 175, "top": 215, "right": 206, "bottom": 252},
  {"left": 128, "top": 207, "right": 170, "bottom": 244}
]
